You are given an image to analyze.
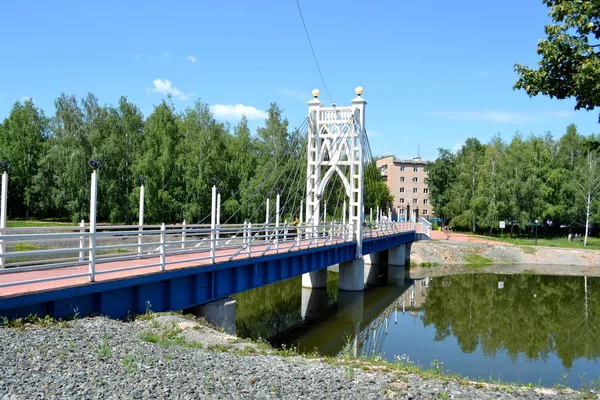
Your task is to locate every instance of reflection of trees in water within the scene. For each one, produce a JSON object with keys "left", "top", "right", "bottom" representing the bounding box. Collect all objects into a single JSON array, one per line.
[
  {"left": 422, "top": 274, "right": 600, "bottom": 368},
  {"left": 234, "top": 272, "right": 339, "bottom": 340}
]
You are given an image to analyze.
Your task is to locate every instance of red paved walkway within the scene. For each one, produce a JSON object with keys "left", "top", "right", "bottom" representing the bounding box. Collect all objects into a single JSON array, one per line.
[{"left": 0, "top": 238, "right": 326, "bottom": 298}]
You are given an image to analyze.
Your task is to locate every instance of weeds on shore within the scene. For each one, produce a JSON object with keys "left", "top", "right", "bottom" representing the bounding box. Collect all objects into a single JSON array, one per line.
[{"left": 0, "top": 313, "right": 73, "bottom": 329}]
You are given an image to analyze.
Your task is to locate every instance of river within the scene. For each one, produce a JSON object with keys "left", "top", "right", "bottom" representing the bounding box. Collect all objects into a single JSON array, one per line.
[{"left": 233, "top": 269, "right": 600, "bottom": 389}]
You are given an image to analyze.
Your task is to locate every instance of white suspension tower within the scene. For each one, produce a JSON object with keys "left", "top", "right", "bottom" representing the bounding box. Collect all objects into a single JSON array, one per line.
[{"left": 305, "top": 87, "right": 366, "bottom": 258}]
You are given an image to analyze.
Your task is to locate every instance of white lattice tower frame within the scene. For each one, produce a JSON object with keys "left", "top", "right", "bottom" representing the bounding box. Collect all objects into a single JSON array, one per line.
[{"left": 305, "top": 87, "right": 366, "bottom": 258}]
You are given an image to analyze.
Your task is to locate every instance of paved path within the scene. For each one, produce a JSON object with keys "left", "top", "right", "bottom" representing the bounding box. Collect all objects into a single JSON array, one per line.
[
  {"left": 429, "top": 229, "right": 514, "bottom": 246},
  {"left": 0, "top": 230, "right": 402, "bottom": 298}
]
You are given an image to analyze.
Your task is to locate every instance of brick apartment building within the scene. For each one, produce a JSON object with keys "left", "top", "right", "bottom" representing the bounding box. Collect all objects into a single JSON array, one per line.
[{"left": 376, "top": 156, "right": 434, "bottom": 222}]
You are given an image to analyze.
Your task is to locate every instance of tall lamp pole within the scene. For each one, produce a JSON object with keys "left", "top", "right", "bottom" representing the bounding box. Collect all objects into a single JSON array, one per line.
[
  {"left": 535, "top": 219, "right": 539, "bottom": 246},
  {"left": 0, "top": 161, "right": 11, "bottom": 269},
  {"left": 88, "top": 159, "right": 104, "bottom": 281}
]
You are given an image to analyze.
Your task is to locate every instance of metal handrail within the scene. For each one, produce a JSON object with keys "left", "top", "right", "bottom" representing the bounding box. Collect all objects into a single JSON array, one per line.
[{"left": 0, "top": 221, "right": 426, "bottom": 290}]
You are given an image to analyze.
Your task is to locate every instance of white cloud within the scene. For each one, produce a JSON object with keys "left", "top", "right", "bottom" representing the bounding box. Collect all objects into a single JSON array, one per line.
[
  {"left": 163, "top": 52, "right": 170, "bottom": 57},
  {"left": 367, "top": 129, "right": 379, "bottom": 137},
  {"left": 186, "top": 55, "right": 197, "bottom": 63},
  {"left": 429, "top": 110, "right": 574, "bottom": 124},
  {"left": 146, "top": 79, "right": 195, "bottom": 101},
  {"left": 279, "top": 89, "right": 310, "bottom": 101},
  {"left": 210, "top": 104, "right": 268, "bottom": 120}
]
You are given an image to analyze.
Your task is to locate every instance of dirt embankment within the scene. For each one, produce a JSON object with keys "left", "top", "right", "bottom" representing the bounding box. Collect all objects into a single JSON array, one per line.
[{"left": 409, "top": 240, "right": 600, "bottom": 269}]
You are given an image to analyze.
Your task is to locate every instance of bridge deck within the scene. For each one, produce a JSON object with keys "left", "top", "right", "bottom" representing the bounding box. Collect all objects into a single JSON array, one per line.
[{"left": 0, "top": 238, "right": 319, "bottom": 298}]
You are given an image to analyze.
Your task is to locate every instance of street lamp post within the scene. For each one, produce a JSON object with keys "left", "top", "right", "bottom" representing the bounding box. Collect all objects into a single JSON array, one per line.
[
  {"left": 535, "top": 219, "right": 539, "bottom": 246},
  {"left": 88, "top": 159, "right": 104, "bottom": 282},
  {"left": 137, "top": 177, "right": 146, "bottom": 257},
  {"left": 0, "top": 161, "right": 11, "bottom": 269}
]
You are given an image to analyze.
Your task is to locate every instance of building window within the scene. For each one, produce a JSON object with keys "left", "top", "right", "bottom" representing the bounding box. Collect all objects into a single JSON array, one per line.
[
  {"left": 412, "top": 188, "right": 418, "bottom": 194},
  {"left": 400, "top": 177, "right": 405, "bottom": 182},
  {"left": 423, "top": 188, "right": 429, "bottom": 194},
  {"left": 400, "top": 166, "right": 405, "bottom": 172},
  {"left": 412, "top": 198, "right": 418, "bottom": 204},
  {"left": 413, "top": 167, "right": 419, "bottom": 172},
  {"left": 412, "top": 177, "right": 418, "bottom": 183},
  {"left": 400, "top": 188, "right": 405, "bottom": 193},
  {"left": 423, "top": 199, "right": 429, "bottom": 204},
  {"left": 423, "top": 209, "right": 428, "bottom": 215},
  {"left": 399, "top": 198, "right": 405, "bottom": 204},
  {"left": 399, "top": 209, "right": 405, "bottom": 215}
]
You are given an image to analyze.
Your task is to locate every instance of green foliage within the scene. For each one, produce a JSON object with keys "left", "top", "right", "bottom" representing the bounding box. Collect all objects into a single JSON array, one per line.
[
  {"left": 428, "top": 125, "right": 600, "bottom": 235},
  {"left": 0, "top": 92, "right": 383, "bottom": 227},
  {"left": 0, "top": 99, "right": 48, "bottom": 219},
  {"left": 425, "top": 149, "right": 456, "bottom": 223},
  {"left": 364, "top": 160, "right": 394, "bottom": 211},
  {"left": 514, "top": 0, "right": 600, "bottom": 114}
]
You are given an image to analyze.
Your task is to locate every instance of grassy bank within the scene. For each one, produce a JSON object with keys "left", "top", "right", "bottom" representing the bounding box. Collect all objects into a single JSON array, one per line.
[{"left": 463, "top": 233, "right": 600, "bottom": 250}]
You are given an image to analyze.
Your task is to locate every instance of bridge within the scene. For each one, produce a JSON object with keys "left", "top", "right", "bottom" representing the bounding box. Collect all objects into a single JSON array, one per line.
[{"left": 0, "top": 87, "right": 430, "bottom": 325}]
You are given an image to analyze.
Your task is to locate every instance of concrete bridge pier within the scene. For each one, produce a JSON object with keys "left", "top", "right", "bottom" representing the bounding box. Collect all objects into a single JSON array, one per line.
[
  {"left": 363, "top": 251, "right": 385, "bottom": 286},
  {"left": 387, "top": 245, "right": 406, "bottom": 286},
  {"left": 338, "top": 291, "right": 364, "bottom": 357},
  {"left": 301, "top": 288, "right": 328, "bottom": 320},
  {"left": 339, "top": 258, "right": 365, "bottom": 291},
  {"left": 302, "top": 269, "right": 328, "bottom": 289},
  {"left": 185, "top": 297, "right": 236, "bottom": 335}
]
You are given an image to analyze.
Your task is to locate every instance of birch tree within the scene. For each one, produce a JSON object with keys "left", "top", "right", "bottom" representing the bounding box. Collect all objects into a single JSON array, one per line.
[{"left": 572, "top": 149, "right": 600, "bottom": 246}]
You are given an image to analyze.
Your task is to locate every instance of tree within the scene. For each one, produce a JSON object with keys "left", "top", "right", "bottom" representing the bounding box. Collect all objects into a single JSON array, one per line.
[
  {"left": 36, "top": 93, "right": 90, "bottom": 222},
  {"left": 98, "top": 97, "right": 144, "bottom": 223},
  {"left": 571, "top": 145, "right": 600, "bottom": 246},
  {"left": 178, "top": 100, "right": 230, "bottom": 223},
  {"left": 425, "top": 149, "right": 456, "bottom": 224},
  {"left": 448, "top": 138, "right": 485, "bottom": 232},
  {"left": 134, "top": 100, "right": 183, "bottom": 223},
  {"left": 514, "top": 1, "right": 600, "bottom": 116},
  {"left": 0, "top": 100, "right": 49, "bottom": 219},
  {"left": 476, "top": 135, "right": 509, "bottom": 233}
]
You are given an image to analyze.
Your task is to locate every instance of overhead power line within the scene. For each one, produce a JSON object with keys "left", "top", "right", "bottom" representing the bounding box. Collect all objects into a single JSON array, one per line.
[{"left": 295, "top": 0, "right": 334, "bottom": 104}]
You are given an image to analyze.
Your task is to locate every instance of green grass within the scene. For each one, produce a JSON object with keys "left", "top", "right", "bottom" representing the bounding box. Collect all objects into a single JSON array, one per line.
[
  {"left": 481, "top": 234, "right": 600, "bottom": 250},
  {"left": 463, "top": 254, "right": 493, "bottom": 264},
  {"left": 13, "top": 242, "right": 41, "bottom": 252},
  {"left": 6, "top": 220, "right": 77, "bottom": 228}
]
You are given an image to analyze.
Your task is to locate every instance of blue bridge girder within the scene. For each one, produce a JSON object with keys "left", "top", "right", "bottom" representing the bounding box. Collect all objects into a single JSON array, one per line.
[{"left": 0, "top": 232, "right": 416, "bottom": 319}]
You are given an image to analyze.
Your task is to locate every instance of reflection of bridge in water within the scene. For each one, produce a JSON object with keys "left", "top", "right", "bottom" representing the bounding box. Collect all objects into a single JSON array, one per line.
[{"left": 271, "top": 275, "right": 431, "bottom": 357}]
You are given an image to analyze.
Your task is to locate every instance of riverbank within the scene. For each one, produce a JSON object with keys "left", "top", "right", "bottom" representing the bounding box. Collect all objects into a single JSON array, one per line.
[
  {"left": 409, "top": 239, "right": 600, "bottom": 269},
  {"left": 0, "top": 313, "right": 586, "bottom": 399}
]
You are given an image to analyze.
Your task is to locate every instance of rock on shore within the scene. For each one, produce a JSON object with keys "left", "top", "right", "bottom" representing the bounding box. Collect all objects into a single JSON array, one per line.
[
  {"left": 0, "top": 314, "right": 582, "bottom": 399},
  {"left": 410, "top": 240, "right": 600, "bottom": 269}
]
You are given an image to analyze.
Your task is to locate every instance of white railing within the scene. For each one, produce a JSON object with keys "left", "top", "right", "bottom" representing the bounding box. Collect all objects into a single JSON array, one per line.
[{"left": 0, "top": 221, "right": 426, "bottom": 291}]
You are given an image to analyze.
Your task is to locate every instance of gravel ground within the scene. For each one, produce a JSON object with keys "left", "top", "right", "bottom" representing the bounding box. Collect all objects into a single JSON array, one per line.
[{"left": 0, "top": 315, "right": 584, "bottom": 399}]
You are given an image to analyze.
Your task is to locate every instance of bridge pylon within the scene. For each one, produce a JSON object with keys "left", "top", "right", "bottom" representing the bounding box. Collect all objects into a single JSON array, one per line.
[{"left": 305, "top": 87, "right": 367, "bottom": 258}]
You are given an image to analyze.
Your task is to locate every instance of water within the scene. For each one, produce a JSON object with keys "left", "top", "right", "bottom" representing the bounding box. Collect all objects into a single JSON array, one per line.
[{"left": 234, "top": 272, "right": 600, "bottom": 389}]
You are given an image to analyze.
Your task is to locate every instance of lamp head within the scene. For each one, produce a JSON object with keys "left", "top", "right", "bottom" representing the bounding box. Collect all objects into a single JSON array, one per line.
[
  {"left": 88, "top": 159, "right": 104, "bottom": 170},
  {"left": 210, "top": 178, "right": 219, "bottom": 187},
  {"left": 0, "top": 161, "right": 12, "bottom": 172},
  {"left": 312, "top": 88, "right": 320, "bottom": 98},
  {"left": 138, "top": 177, "right": 146, "bottom": 185},
  {"left": 355, "top": 86, "right": 364, "bottom": 96}
]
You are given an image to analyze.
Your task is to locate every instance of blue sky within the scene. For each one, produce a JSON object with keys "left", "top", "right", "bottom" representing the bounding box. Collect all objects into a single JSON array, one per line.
[{"left": 0, "top": 0, "right": 597, "bottom": 161}]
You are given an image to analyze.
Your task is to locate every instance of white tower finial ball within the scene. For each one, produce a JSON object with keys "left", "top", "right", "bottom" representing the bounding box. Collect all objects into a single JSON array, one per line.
[
  {"left": 355, "top": 86, "right": 364, "bottom": 96},
  {"left": 312, "top": 89, "right": 320, "bottom": 98}
]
